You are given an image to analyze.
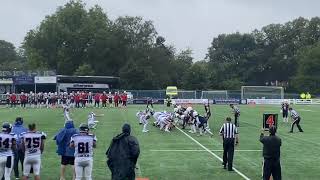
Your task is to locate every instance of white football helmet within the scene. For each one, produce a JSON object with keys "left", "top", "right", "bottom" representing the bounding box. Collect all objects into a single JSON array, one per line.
[
  {"left": 192, "top": 111, "right": 198, "bottom": 117},
  {"left": 186, "top": 107, "right": 193, "bottom": 112}
]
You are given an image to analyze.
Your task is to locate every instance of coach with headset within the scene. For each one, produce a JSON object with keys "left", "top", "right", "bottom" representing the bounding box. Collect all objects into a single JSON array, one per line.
[{"left": 260, "top": 126, "right": 282, "bottom": 180}]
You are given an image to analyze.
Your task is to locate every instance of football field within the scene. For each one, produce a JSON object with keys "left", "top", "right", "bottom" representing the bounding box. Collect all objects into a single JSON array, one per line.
[{"left": 1, "top": 104, "right": 319, "bottom": 180}]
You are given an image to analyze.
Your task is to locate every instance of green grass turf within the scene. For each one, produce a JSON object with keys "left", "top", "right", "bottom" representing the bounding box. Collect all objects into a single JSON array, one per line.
[{"left": 0, "top": 104, "right": 319, "bottom": 180}]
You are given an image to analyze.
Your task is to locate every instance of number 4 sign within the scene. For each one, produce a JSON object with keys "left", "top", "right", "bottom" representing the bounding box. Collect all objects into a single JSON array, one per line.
[{"left": 263, "top": 114, "right": 278, "bottom": 130}]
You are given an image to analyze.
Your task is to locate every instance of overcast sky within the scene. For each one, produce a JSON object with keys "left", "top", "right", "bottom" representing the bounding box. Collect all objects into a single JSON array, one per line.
[{"left": 1, "top": 0, "right": 320, "bottom": 60}]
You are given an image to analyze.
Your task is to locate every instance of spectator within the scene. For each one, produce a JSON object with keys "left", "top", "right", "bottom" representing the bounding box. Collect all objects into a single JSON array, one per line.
[
  {"left": 12, "top": 117, "right": 28, "bottom": 179},
  {"left": 54, "top": 121, "right": 78, "bottom": 180},
  {"left": 114, "top": 92, "right": 120, "bottom": 108},
  {"left": 10, "top": 93, "right": 17, "bottom": 108},
  {"left": 121, "top": 91, "right": 128, "bottom": 107},
  {"left": 106, "top": 124, "right": 140, "bottom": 180}
]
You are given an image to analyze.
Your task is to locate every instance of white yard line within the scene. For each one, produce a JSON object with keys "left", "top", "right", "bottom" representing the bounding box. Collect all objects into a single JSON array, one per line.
[
  {"left": 296, "top": 109, "right": 314, "bottom": 112},
  {"left": 150, "top": 149, "right": 262, "bottom": 152},
  {"left": 175, "top": 126, "right": 251, "bottom": 180}
]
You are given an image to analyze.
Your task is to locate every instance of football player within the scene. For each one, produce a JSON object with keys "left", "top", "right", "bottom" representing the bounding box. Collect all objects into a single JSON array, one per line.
[
  {"left": 136, "top": 111, "right": 151, "bottom": 132},
  {"left": 281, "top": 101, "right": 289, "bottom": 123},
  {"left": 230, "top": 104, "right": 240, "bottom": 127},
  {"left": 158, "top": 113, "right": 174, "bottom": 132},
  {"left": 63, "top": 103, "right": 72, "bottom": 122},
  {"left": 188, "top": 109, "right": 199, "bottom": 134},
  {"left": 0, "top": 122, "right": 16, "bottom": 180},
  {"left": 70, "top": 124, "right": 97, "bottom": 180},
  {"left": 87, "top": 112, "right": 103, "bottom": 130},
  {"left": 21, "top": 123, "right": 46, "bottom": 180}
]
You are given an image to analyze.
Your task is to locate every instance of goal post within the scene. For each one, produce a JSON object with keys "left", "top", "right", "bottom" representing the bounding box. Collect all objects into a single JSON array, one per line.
[
  {"left": 177, "top": 90, "right": 196, "bottom": 99},
  {"left": 241, "top": 86, "right": 284, "bottom": 99},
  {"left": 201, "top": 90, "right": 228, "bottom": 99}
]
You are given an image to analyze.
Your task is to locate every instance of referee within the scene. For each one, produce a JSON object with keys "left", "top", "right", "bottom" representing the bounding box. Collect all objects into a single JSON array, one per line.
[
  {"left": 230, "top": 104, "right": 240, "bottom": 127},
  {"left": 289, "top": 108, "right": 304, "bottom": 133},
  {"left": 219, "top": 117, "right": 239, "bottom": 171},
  {"left": 260, "top": 126, "right": 282, "bottom": 180}
]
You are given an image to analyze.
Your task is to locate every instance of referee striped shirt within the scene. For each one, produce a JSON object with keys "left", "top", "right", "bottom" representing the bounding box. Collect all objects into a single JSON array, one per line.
[
  {"left": 233, "top": 106, "right": 240, "bottom": 114},
  {"left": 219, "top": 122, "right": 238, "bottom": 139},
  {"left": 290, "top": 110, "right": 300, "bottom": 119}
]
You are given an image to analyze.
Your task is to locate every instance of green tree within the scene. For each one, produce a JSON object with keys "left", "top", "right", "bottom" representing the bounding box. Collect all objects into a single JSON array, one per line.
[
  {"left": 171, "top": 49, "right": 193, "bottom": 87},
  {"left": 207, "top": 33, "right": 256, "bottom": 89},
  {"left": 22, "top": 1, "right": 111, "bottom": 75},
  {"left": 292, "top": 43, "right": 320, "bottom": 93},
  {"left": 0, "top": 40, "right": 17, "bottom": 63},
  {"left": 74, "top": 63, "right": 95, "bottom": 76},
  {"left": 182, "top": 61, "right": 209, "bottom": 90},
  {"left": 0, "top": 40, "right": 27, "bottom": 70}
]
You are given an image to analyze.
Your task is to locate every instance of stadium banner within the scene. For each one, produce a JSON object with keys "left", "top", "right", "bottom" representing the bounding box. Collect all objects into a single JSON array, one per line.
[
  {"left": 213, "top": 99, "right": 241, "bottom": 104},
  {"left": 35, "top": 76, "right": 57, "bottom": 84},
  {"left": 0, "top": 78, "right": 13, "bottom": 84},
  {"left": 172, "top": 99, "right": 211, "bottom": 104},
  {"left": 132, "top": 99, "right": 164, "bottom": 104},
  {"left": 13, "top": 76, "right": 34, "bottom": 85},
  {"left": 246, "top": 99, "right": 291, "bottom": 105},
  {"left": 295, "top": 99, "right": 320, "bottom": 105}
]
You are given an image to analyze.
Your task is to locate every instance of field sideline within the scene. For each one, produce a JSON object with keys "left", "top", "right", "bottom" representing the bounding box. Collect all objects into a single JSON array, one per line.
[{"left": 0, "top": 104, "right": 319, "bottom": 180}]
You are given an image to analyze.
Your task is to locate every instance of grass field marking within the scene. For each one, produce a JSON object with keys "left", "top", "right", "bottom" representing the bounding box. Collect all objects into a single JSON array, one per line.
[
  {"left": 175, "top": 126, "right": 251, "bottom": 180},
  {"left": 296, "top": 109, "right": 313, "bottom": 112},
  {"left": 150, "top": 149, "right": 262, "bottom": 152}
]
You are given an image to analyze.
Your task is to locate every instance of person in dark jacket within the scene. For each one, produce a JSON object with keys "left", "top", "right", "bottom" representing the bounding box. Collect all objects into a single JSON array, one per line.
[
  {"left": 54, "top": 120, "right": 78, "bottom": 180},
  {"left": 260, "top": 126, "right": 282, "bottom": 180},
  {"left": 106, "top": 123, "right": 140, "bottom": 180},
  {"left": 12, "top": 117, "right": 28, "bottom": 179}
]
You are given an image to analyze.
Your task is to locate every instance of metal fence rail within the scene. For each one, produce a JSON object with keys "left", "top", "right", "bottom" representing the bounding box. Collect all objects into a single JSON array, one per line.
[{"left": 0, "top": 91, "right": 316, "bottom": 101}]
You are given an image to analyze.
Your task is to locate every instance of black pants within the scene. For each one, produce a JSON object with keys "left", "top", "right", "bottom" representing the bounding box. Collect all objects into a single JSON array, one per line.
[
  {"left": 234, "top": 113, "right": 240, "bottom": 127},
  {"left": 290, "top": 117, "right": 303, "bottom": 132},
  {"left": 102, "top": 101, "right": 107, "bottom": 107},
  {"left": 11, "top": 102, "right": 16, "bottom": 108},
  {"left": 223, "top": 138, "right": 235, "bottom": 171},
  {"left": 182, "top": 117, "right": 189, "bottom": 129},
  {"left": 111, "top": 169, "right": 135, "bottom": 180},
  {"left": 94, "top": 101, "right": 100, "bottom": 107},
  {"left": 14, "top": 149, "right": 24, "bottom": 178},
  {"left": 108, "top": 161, "right": 135, "bottom": 180},
  {"left": 263, "top": 158, "right": 282, "bottom": 180},
  {"left": 21, "top": 101, "right": 26, "bottom": 108},
  {"left": 282, "top": 110, "right": 288, "bottom": 118},
  {"left": 147, "top": 102, "right": 153, "bottom": 108}
]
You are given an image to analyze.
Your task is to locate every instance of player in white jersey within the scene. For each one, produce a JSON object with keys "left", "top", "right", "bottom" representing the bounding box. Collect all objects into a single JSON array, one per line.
[
  {"left": 70, "top": 124, "right": 97, "bottom": 180},
  {"left": 136, "top": 111, "right": 144, "bottom": 125},
  {"left": 153, "top": 111, "right": 164, "bottom": 125},
  {"left": 87, "top": 112, "right": 103, "bottom": 130},
  {"left": 63, "top": 103, "right": 72, "bottom": 122},
  {"left": 0, "top": 123, "right": 16, "bottom": 180},
  {"left": 21, "top": 123, "right": 46, "bottom": 180},
  {"left": 158, "top": 113, "right": 174, "bottom": 132},
  {"left": 141, "top": 112, "right": 151, "bottom": 133}
]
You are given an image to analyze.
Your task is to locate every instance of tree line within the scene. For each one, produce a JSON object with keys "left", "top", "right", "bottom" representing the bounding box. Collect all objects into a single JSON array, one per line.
[{"left": 1, "top": 0, "right": 320, "bottom": 93}]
